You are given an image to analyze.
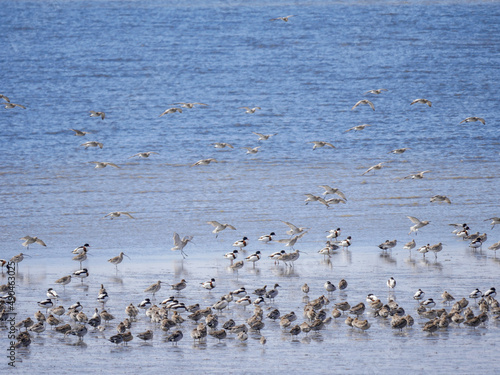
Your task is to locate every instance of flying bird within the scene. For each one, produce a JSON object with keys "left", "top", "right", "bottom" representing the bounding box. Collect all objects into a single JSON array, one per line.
[
  {"left": 80, "top": 141, "right": 103, "bottom": 149},
  {"left": 159, "top": 107, "right": 182, "bottom": 116},
  {"left": 174, "top": 102, "right": 208, "bottom": 108},
  {"left": 318, "top": 185, "right": 347, "bottom": 200},
  {"left": 90, "top": 161, "right": 120, "bottom": 169},
  {"left": 398, "top": 170, "right": 430, "bottom": 181},
  {"left": 242, "top": 147, "right": 260, "bottom": 154},
  {"left": 388, "top": 148, "right": 410, "bottom": 154},
  {"left": 20, "top": 236, "right": 47, "bottom": 249},
  {"left": 171, "top": 233, "right": 194, "bottom": 258},
  {"left": 207, "top": 221, "right": 236, "bottom": 237},
  {"left": 4, "top": 103, "right": 26, "bottom": 109},
  {"left": 70, "top": 129, "right": 91, "bottom": 136},
  {"left": 345, "top": 124, "right": 371, "bottom": 132},
  {"left": 410, "top": 98, "right": 432, "bottom": 107},
  {"left": 210, "top": 142, "right": 234, "bottom": 149},
  {"left": 89, "top": 111, "right": 105, "bottom": 119},
  {"left": 407, "top": 216, "right": 430, "bottom": 235},
  {"left": 308, "top": 141, "right": 335, "bottom": 150},
  {"left": 351, "top": 100, "right": 375, "bottom": 111},
  {"left": 0, "top": 94, "right": 10, "bottom": 102},
  {"left": 253, "top": 132, "right": 277, "bottom": 141},
  {"left": 362, "top": 162, "right": 386, "bottom": 175},
  {"left": 191, "top": 158, "right": 217, "bottom": 166},
  {"left": 460, "top": 117, "right": 485, "bottom": 125},
  {"left": 129, "top": 152, "right": 159, "bottom": 158},
  {"left": 365, "top": 89, "right": 388, "bottom": 95},
  {"left": 104, "top": 211, "right": 135, "bottom": 219},
  {"left": 270, "top": 15, "right": 295, "bottom": 22},
  {"left": 239, "top": 106, "right": 261, "bottom": 114},
  {"left": 430, "top": 195, "right": 451, "bottom": 204}
]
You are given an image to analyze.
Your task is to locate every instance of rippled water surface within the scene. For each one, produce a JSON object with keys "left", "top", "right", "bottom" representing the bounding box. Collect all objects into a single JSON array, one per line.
[{"left": 1, "top": 1, "right": 499, "bottom": 373}]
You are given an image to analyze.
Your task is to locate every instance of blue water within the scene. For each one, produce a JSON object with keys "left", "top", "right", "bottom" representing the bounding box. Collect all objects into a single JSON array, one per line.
[{"left": 1, "top": 1, "right": 499, "bottom": 373}]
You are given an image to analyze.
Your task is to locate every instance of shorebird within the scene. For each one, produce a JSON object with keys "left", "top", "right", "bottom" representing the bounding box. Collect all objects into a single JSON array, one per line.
[
  {"left": 46, "top": 288, "right": 59, "bottom": 300},
  {"left": 239, "top": 106, "right": 261, "bottom": 113},
  {"left": 38, "top": 299, "right": 54, "bottom": 313},
  {"left": 459, "top": 116, "right": 485, "bottom": 125},
  {"left": 378, "top": 239, "right": 397, "bottom": 251},
  {"left": 73, "top": 268, "right": 89, "bottom": 283},
  {"left": 403, "top": 239, "right": 416, "bottom": 251},
  {"left": 55, "top": 275, "right": 71, "bottom": 288},
  {"left": 242, "top": 146, "right": 261, "bottom": 154},
  {"left": 270, "top": 15, "right": 295, "bottom": 22},
  {"left": 233, "top": 237, "right": 249, "bottom": 250},
  {"left": 20, "top": 235, "right": 47, "bottom": 249},
  {"left": 159, "top": 107, "right": 182, "bottom": 116},
  {"left": 429, "top": 243, "right": 443, "bottom": 258},
  {"left": 469, "top": 288, "right": 482, "bottom": 301},
  {"left": 174, "top": 102, "right": 208, "bottom": 108},
  {"left": 441, "top": 291, "right": 455, "bottom": 305},
  {"left": 201, "top": 278, "right": 216, "bottom": 290},
  {"left": 420, "top": 298, "right": 436, "bottom": 308},
  {"left": 485, "top": 217, "right": 500, "bottom": 229},
  {"left": 10, "top": 253, "right": 28, "bottom": 271},
  {"left": 192, "top": 158, "right": 217, "bottom": 166},
  {"left": 326, "top": 228, "right": 342, "bottom": 240},
  {"left": 388, "top": 147, "right": 410, "bottom": 154},
  {"left": 207, "top": 221, "right": 236, "bottom": 237},
  {"left": 108, "top": 252, "right": 130, "bottom": 270},
  {"left": 137, "top": 330, "right": 154, "bottom": 342},
  {"left": 138, "top": 298, "right": 152, "bottom": 310},
  {"left": 399, "top": 170, "right": 430, "bottom": 181},
  {"left": 70, "top": 129, "right": 90, "bottom": 136},
  {"left": 104, "top": 211, "right": 135, "bottom": 219},
  {"left": 407, "top": 216, "right": 430, "bottom": 235},
  {"left": 167, "top": 330, "right": 183, "bottom": 345},
  {"left": 245, "top": 251, "right": 261, "bottom": 267},
  {"left": 362, "top": 162, "right": 386, "bottom": 175},
  {"left": 430, "top": 195, "right": 451, "bottom": 204},
  {"left": 488, "top": 241, "right": 500, "bottom": 254},
  {"left": 210, "top": 142, "right": 234, "bottom": 149},
  {"left": 336, "top": 236, "right": 352, "bottom": 249},
  {"left": 4, "top": 102, "right": 26, "bottom": 109},
  {"left": 387, "top": 277, "right": 396, "bottom": 290},
  {"left": 365, "top": 88, "right": 388, "bottom": 95},
  {"left": 224, "top": 250, "right": 239, "bottom": 265},
  {"left": 90, "top": 161, "right": 120, "bottom": 169},
  {"left": 324, "top": 281, "right": 336, "bottom": 294},
  {"left": 258, "top": 232, "right": 276, "bottom": 243},
  {"left": 144, "top": 281, "right": 162, "bottom": 297},
  {"left": 308, "top": 141, "right": 335, "bottom": 150},
  {"left": 80, "top": 141, "right": 103, "bottom": 149},
  {"left": 171, "top": 232, "right": 194, "bottom": 258},
  {"left": 129, "top": 151, "right": 159, "bottom": 158},
  {"left": 253, "top": 132, "right": 277, "bottom": 141},
  {"left": 345, "top": 124, "right": 372, "bottom": 132},
  {"left": 351, "top": 99, "right": 375, "bottom": 110},
  {"left": 410, "top": 98, "right": 432, "bottom": 107},
  {"left": 171, "top": 279, "right": 187, "bottom": 292},
  {"left": 72, "top": 249, "right": 88, "bottom": 268},
  {"left": 0, "top": 94, "right": 10, "bottom": 102},
  {"left": 281, "top": 221, "right": 308, "bottom": 236},
  {"left": 89, "top": 111, "right": 105, "bottom": 119},
  {"left": 413, "top": 289, "right": 425, "bottom": 301},
  {"left": 319, "top": 185, "right": 347, "bottom": 200},
  {"left": 417, "top": 244, "right": 430, "bottom": 257}
]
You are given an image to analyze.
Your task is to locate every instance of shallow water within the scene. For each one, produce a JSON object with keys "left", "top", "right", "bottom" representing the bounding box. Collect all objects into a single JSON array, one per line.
[{"left": 0, "top": 0, "right": 499, "bottom": 373}]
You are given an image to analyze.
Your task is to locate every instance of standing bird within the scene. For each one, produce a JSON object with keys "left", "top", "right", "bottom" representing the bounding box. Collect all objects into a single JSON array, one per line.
[
  {"left": 201, "top": 278, "right": 216, "bottom": 291},
  {"left": 224, "top": 250, "right": 239, "bottom": 265},
  {"left": 73, "top": 268, "right": 89, "bottom": 283},
  {"left": 108, "top": 252, "right": 131, "bottom": 270},
  {"left": 171, "top": 232, "right": 194, "bottom": 259},
  {"left": 258, "top": 232, "right": 276, "bottom": 243},
  {"left": 232, "top": 237, "right": 249, "bottom": 251},
  {"left": 171, "top": 279, "right": 187, "bottom": 293},
  {"left": 144, "top": 281, "right": 162, "bottom": 297},
  {"left": 55, "top": 275, "right": 72, "bottom": 289},
  {"left": 324, "top": 281, "right": 336, "bottom": 294},
  {"left": 407, "top": 216, "right": 430, "bottom": 235},
  {"left": 413, "top": 289, "right": 425, "bottom": 301},
  {"left": 352, "top": 99, "right": 375, "bottom": 111},
  {"left": 387, "top": 277, "right": 396, "bottom": 290},
  {"left": 245, "top": 251, "right": 261, "bottom": 268},
  {"left": 403, "top": 239, "right": 416, "bottom": 251}
]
